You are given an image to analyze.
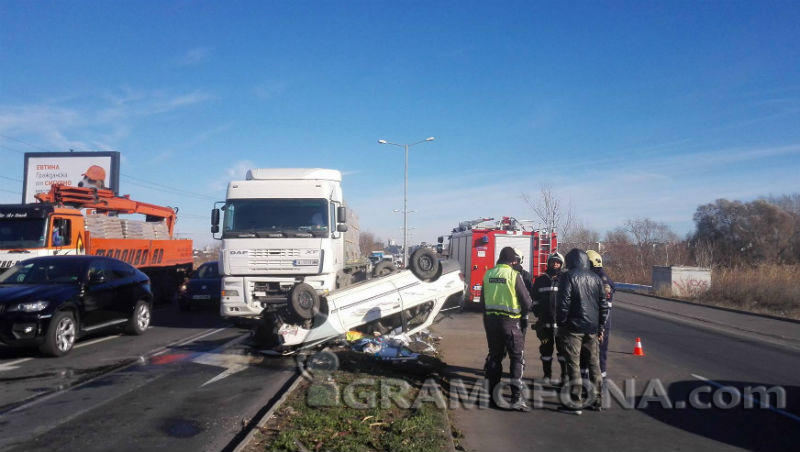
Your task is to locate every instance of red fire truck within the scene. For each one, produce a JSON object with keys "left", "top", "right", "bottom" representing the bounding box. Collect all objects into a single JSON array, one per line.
[{"left": 442, "top": 217, "right": 557, "bottom": 306}]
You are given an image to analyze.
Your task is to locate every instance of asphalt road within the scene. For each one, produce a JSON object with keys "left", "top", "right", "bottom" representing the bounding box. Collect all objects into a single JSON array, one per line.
[
  {"left": 0, "top": 304, "right": 297, "bottom": 452},
  {"left": 437, "top": 291, "right": 800, "bottom": 451}
]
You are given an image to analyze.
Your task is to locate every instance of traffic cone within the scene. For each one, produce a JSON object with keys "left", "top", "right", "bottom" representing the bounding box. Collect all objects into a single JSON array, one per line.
[{"left": 633, "top": 337, "right": 645, "bottom": 356}]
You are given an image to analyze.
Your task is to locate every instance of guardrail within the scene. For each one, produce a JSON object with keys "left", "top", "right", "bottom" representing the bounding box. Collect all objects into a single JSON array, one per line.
[{"left": 615, "top": 282, "right": 653, "bottom": 293}]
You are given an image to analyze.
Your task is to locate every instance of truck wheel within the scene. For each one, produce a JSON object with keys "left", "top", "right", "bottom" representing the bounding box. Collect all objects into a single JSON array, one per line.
[
  {"left": 289, "top": 283, "right": 319, "bottom": 320},
  {"left": 410, "top": 248, "right": 440, "bottom": 281},
  {"left": 40, "top": 310, "right": 77, "bottom": 357},
  {"left": 372, "top": 261, "right": 395, "bottom": 278},
  {"left": 125, "top": 300, "right": 151, "bottom": 335}
]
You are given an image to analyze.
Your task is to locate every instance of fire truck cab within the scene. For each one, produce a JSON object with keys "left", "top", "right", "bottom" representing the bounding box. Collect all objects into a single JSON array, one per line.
[{"left": 444, "top": 217, "right": 557, "bottom": 306}]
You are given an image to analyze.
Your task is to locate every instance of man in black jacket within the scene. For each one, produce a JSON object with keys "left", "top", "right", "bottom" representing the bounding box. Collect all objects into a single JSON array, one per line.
[
  {"left": 556, "top": 248, "right": 609, "bottom": 413},
  {"left": 531, "top": 252, "right": 565, "bottom": 385}
]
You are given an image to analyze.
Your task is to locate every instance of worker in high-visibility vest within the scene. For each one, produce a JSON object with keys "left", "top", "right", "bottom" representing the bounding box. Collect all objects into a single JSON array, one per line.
[{"left": 481, "top": 246, "right": 534, "bottom": 411}]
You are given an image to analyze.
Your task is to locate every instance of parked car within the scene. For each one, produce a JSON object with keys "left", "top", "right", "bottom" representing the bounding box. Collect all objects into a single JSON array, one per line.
[
  {"left": 178, "top": 261, "right": 221, "bottom": 311},
  {"left": 0, "top": 255, "right": 153, "bottom": 356}
]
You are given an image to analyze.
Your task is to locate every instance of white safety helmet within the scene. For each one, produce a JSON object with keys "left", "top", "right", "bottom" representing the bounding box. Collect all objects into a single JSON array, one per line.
[{"left": 547, "top": 252, "right": 564, "bottom": 266}]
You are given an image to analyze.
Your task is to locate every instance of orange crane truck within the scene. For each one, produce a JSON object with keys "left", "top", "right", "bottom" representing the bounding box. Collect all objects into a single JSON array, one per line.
[{"left": 0, "top": 184, "right": 192, "bottom": 302}]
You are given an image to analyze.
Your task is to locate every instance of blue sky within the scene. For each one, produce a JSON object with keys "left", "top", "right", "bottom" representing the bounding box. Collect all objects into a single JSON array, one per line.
[{"left": 1, "top": 1, "right": 799, "bottom": 248}]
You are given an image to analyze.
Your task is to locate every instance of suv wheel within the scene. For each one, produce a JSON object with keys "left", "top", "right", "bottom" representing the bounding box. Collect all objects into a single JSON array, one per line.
[
  {"left": 40, "top": 310, "right": 77, "bottom": 357},
  {"left": 126, "top": 300, "right": 151, "bottom": 335}
]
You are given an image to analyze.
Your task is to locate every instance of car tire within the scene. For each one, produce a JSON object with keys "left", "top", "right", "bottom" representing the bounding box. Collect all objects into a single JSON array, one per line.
[
  {"left": 126, "top": 300, "right": 151, "bottom": 335},
  {"left": 372, "top": 261, "right": 395, "bottom": 278},
  {"left": 40, "top": 310, "right": 77, "bottom": 357},
  {"left": 409, "top": 248, "right": 440, "bottom": 281},
  {"left": 289, "top": 283, "right": 320, "bottom": 320}
]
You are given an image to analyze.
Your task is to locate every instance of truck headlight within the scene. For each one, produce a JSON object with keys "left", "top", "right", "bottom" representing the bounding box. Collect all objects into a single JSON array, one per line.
[
  {"left": 10, "top": 301, "right": 50, "bottom": 312},
  {"left": 221, "top": 289, "right": 239, "bottom": 297}
]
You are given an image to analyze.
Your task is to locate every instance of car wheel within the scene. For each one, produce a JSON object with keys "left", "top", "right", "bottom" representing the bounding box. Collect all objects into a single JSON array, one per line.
[
  {"left": 289, "top": 283, "right": 320, "bottom": 321},
  {"left": 409, "top": 248, "right": 440, "bottom": 281},
  {"left": 126, "top": 300, "right": 151, "bottom": 335},
  {"left": 372, "top": 261, "right": 395, "bottom": 278},
  {"left": 40, "top": 310, "right": 77, "bottom": 357}
]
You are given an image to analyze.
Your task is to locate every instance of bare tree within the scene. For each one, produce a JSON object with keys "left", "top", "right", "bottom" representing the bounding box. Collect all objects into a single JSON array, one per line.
[
  {"left": 521, "top": 186, "right": 574, "bottom": 237},
  {"left": 561, "top": 221, "right": 600, "bottom": 251},
  {"left": 359, "top": 232, "right": 385, "bottom": 255}
]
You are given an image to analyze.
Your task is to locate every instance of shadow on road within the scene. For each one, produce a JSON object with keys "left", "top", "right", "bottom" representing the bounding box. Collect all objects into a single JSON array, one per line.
[{"left": 637, "top": 379, "right": 800, "bottom": 451}]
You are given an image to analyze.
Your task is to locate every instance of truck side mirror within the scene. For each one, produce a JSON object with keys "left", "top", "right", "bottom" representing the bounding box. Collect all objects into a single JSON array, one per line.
[
  {"left": 337, "top": 206, "right": 347, "bottom": 223},
  {"left": 437, "top": 236, "right": 443, "bottom": 244},
  {"left": 337, "top": 224, "right": 348, "bottom": 233},
  {"left": 211, "top": 208, "right": 220, "bottom": 234}
]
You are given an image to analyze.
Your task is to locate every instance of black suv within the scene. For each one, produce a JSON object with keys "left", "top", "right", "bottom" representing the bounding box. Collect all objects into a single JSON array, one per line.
[{"left": 0, "top": 255, "right": 153, "bottom": 356}]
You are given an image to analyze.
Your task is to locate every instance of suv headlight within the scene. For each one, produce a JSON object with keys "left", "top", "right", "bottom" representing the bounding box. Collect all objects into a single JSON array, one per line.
[{"left": 9, "top": 301, "right": 50, "bottom": 312}]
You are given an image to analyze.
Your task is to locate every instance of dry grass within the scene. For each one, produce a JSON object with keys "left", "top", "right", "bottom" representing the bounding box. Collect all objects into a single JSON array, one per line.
[{"left": 695, "top": 264, "right": 800, "bottom": 320}]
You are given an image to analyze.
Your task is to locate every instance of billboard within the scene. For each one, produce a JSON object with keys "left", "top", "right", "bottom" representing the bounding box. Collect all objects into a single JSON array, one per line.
[{"left": 23, "top": 151, "right": 121, "bottom": 203}]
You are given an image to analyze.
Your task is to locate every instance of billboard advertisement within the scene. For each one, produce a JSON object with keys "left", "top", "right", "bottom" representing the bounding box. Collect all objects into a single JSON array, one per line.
[{"left": 22, "top": 151, "right": 121, "bottom": 203}]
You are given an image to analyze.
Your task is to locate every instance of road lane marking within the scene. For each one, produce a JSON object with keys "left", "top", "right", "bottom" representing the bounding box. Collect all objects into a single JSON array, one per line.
[
  {"left": 0, "top": 357, "right": 34, "bottom": 372},
  {"left": 150, "top": 328, "right": 229, "bottom": 356},
  {"left": 691, "top": 373, "right": 800, "bottom": 424},
  {"left": 192, "top": 333, "right": 258, "bottom": 387},
  {"left": 2, "top": 327, "right": 235, "bottom": 414},
  {"left": 75, "top": 334, "right": 121, "bottom": 349}
]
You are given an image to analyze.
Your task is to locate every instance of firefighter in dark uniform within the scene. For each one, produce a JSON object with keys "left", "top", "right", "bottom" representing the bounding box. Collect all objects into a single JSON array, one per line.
[
  {"left": 531, "top": 252, "right": 565, "bottom": 385},
  {"left": 482, "top": 247, "right": 534, "bottom": 411},
  {"left": 584, "top": 250, "right": 615, "bottom": 379}
]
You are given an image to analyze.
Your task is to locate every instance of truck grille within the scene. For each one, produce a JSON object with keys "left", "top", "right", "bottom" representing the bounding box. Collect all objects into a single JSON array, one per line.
[
  {"left": 250, "top": 249, "right": 301, "bottom": 258},
  {"left": 246, "top": 249, "right": 319, "bottom": 272}
]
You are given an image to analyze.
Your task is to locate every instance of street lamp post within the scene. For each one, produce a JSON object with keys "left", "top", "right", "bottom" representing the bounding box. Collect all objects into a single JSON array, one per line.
[{"left": 378, "top": 137, "right": 434, "bottom": 267}]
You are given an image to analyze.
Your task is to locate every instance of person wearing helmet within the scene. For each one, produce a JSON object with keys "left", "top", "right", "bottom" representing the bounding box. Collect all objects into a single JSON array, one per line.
[
  {"left": 481, "top": 246, "right": 534, "bottom": 411},
  {"left": 582, "top": 250, "right": 616, "bottom": 382},
  {"left": 556, "top": 248, "right": 608, "bottom": 414},
  {"left": 531, "top": 251, "right": 565, "bottom": 385}
]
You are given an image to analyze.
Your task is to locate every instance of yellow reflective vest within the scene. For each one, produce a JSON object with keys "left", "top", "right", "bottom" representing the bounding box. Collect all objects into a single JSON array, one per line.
[{"left": 483, "top": 264, "right": 521, "bottom": 318}]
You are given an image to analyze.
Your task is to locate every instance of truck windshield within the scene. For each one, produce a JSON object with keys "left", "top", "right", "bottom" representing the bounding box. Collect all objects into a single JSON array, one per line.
[
  {"left": 0, "top": 219, "right": 47, "bottom": 249},
  {"left": 222, "top": 199, "right": 329, "bottom": 238}
]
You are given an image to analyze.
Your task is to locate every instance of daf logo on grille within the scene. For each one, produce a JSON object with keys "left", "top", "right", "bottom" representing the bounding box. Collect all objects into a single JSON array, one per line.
[{"left": 230, "top": 250, "right": 248, "bottom": 255}]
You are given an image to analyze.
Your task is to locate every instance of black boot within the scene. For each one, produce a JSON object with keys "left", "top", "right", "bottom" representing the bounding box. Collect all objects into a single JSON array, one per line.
[{"left": 542, "top": 359, "right": 553, "bottom": 384}]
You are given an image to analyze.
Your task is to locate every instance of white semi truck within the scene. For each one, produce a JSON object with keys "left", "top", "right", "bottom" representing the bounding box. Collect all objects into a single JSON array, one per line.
[{"left": 211, "top": 168, "right": 370, "bottom": 319}]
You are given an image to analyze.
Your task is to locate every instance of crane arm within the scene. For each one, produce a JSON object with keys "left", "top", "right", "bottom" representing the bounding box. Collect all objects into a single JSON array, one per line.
[{"left": 34, "top": 184, "right": 177, "bottom": 235}]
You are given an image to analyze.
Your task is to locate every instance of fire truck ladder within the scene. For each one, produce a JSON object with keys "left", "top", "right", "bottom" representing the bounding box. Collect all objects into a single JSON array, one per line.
[{"left": 538, "top": 229, "right": 553, "bottom": 274}]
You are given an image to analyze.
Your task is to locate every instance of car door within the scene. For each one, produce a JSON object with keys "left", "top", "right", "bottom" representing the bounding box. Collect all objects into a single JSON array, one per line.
[
  {"left": 82, "top": 259, "right": 119, "bottom": 328},
  {"left": 106, "top": 259, "right": 138, "bottom": 320}
]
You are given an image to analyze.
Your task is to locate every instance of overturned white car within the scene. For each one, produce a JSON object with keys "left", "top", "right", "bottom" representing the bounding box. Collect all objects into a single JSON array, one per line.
[{"left": 253, "top": 248, "right": 464, "bottom": 353}]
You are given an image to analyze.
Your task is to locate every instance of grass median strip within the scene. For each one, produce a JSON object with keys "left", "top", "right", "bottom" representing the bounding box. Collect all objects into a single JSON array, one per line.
[{"left": 242, "top": 350, "right": 452, "bottom": 452}]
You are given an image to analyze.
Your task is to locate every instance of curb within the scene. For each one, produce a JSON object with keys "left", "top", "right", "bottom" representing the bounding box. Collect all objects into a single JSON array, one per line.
[
  {"left": 616, "top": 288, "right": 800, "bottom": 325},
  {"left": 229, "top": 374, "right": 303, "bottom": 452}
]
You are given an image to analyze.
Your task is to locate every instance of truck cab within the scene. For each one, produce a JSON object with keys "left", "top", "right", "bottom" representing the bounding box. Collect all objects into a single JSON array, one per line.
[
  {"left": 0, "top": 204, "right": 84, "bottom": 269},
  {"left": 212, "top": 168, "right": 367, "bottom": 318}
]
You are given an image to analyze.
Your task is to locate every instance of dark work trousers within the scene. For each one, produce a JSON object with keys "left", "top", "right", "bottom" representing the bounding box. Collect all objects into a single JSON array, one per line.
[
  {"left": 536, "top": 324, "right": 566, "bottom": 379},
  {"left": 599, "top": 312, "right": 611, "bottom": 376},
  {"left": 483, "top": 314, "right": 526, "bottom": 403}
]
